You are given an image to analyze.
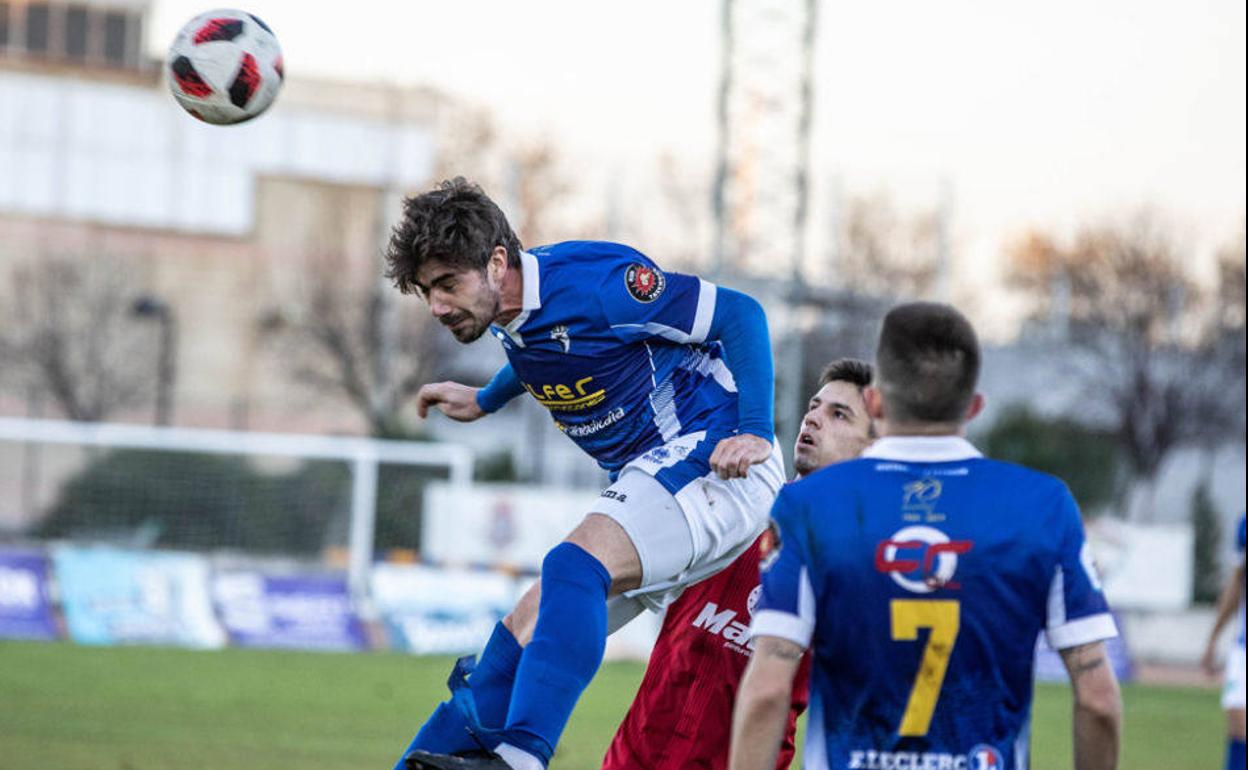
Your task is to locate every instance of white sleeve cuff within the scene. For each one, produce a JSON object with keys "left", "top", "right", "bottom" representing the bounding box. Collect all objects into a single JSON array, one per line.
[
  {"left": 689, "top": 279, "right": 717, "bottom": 343},
  {"left": 1046, "top": 612, "right": 1118, "bottom": 650},
  {"left": 750, "top": 609, "right": 813, "bottom": 649}
]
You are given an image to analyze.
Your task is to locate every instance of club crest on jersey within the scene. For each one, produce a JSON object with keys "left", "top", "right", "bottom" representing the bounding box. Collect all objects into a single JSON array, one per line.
[
  {"left": 624, "top": 263, "right": 666, "bottom": 303},
  {"left": 875, "top": 525, "right": 973, "bottom": 593},
  {"left": 550, "top": 324, "right": 571, "bottom": 353},
  {"left": 759, "top": 521, "right": 782, "bottom": 572}
]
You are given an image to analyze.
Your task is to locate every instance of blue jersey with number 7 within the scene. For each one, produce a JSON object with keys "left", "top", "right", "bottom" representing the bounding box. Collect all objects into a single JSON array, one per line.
[{"left": 751, "top": 436, "right": 1116, "bottom": 770}]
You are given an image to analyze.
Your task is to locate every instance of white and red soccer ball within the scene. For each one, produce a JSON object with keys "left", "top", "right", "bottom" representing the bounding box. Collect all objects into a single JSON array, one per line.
[{"left": 166, "top": 9, "right": 283, "bottom": 125}]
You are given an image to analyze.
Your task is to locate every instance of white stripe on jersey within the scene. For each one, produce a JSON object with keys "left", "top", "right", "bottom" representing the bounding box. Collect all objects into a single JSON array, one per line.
[
  {"left": 690, "top": 279, "right": 717, "bottom": 343},
  {"left": 1015, "top": 713, "right": 1031, "bottom": 770},
  {"left": 1046, "top": 565, "right": 1067, "bottom": 628},
  {"left": 645, "top": 343, "right": 681, "bottom": 441},
  {"left": 611, "top": 321, "right": 700, "bottom": 344},
  {"left": 680, "top": 349, "right": 738, "bottom": 393}
]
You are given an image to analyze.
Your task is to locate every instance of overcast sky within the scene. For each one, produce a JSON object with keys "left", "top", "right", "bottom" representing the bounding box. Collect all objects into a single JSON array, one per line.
[{"left": 149, "top": 0, "right": 1246, "bottom": 329}]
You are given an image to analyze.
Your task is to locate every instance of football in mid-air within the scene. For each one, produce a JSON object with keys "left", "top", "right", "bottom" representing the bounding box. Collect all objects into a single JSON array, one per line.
[{"left": 166, "top": 8, "right": 283, "bottom": 125}]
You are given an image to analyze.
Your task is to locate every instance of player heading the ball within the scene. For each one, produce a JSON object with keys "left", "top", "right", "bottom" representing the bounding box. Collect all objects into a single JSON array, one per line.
[{"left": 387, "top": 178, "right": 784, "bottom": 770}]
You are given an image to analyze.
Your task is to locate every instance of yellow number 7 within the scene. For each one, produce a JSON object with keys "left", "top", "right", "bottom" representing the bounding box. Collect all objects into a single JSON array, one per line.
[{"left": 890, "top": 599, "right": 961, "bottom": 737}]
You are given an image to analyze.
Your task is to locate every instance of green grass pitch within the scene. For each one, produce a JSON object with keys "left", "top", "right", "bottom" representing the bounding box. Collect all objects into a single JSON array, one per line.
[{"left": 0, "top": 640, "right": 1225, "bottom": 769}]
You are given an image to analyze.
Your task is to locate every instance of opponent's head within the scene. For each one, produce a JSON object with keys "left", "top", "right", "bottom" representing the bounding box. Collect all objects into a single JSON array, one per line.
[
  {"left": 385, "top": 177, "right": 523, "bottom": 343},
  {"left": 868, "top": 301, "right": 983, "bottom": 434},
  {"left": 794, "top": 358, "right": 875, "bottom": 478}
]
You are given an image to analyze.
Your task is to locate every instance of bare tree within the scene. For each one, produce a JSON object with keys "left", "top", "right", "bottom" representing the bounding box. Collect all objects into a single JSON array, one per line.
[
  {"left": 265, "top": 253, "right": 453, "bottom": 439},
  {"left": 1007, "top": 211, "right": 1244, "bottom": 520},
  {"left": 1, "top": 254, "right": 159, "bottom": 422},
  {"left": 509, "top": 138, "right": 575, "bottom": 248},
  {"left": 836, "top": 192, "right": 942, "bottom": 299},
  {"left": 429, "top": 102, "right": 578, "bottom": 249}
]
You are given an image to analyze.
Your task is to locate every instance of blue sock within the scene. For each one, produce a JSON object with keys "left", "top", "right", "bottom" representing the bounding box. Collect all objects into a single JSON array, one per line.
[
  {"left": 393, "top": 621, "right": 523, "bottom": 767},
  {"left": 1228, "top": 737, "right": 1245, "bottom": 770},
  {"left": 499, "top": 543, "right": 611, "bottom": 765}
]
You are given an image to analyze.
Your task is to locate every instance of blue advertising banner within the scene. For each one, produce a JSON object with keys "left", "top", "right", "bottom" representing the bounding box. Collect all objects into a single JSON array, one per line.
[
  {"left": 1034, "top": 612, "right": 1134, "bottom": 683},
  {"left": 371, "top": 564, "right": 517, "bottom": 655},
  {"left": 212, "top": 571, "right": 367, "bottom": 651},
  {"left": 0, "top": 548, "right": 60, "bottom": 641},
  {"left": 52, "top": 546, "right": 225, "bottom": 648}
]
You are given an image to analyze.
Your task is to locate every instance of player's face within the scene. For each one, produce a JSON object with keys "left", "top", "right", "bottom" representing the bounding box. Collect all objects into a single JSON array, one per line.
[
  {"left": 794, "top": 380, "right": 873, "bottom": 477},
  {"left": 414, "top": 261, "right": 501, "bottom": 343}
]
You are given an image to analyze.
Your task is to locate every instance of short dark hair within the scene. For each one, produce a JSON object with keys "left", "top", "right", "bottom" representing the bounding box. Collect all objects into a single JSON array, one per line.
[
  {"left": 875, "top": 302, "right": 980, "bottom": 424},
  {"left": 818, "top": 358, "right": 873, "bottom": 391},
  {"left": 384, "top": 177, "right": 522, "bottom": 295}
]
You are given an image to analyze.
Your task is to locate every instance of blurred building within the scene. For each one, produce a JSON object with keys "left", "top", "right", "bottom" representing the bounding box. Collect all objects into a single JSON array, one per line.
[{"left": 0, "top": 0, "right": 440, "bottom": 432}]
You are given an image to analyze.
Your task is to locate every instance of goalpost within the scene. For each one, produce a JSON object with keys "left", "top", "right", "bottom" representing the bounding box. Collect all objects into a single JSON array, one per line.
[{"left": 0, "top": 416, "right": 474, "bottom": 604}]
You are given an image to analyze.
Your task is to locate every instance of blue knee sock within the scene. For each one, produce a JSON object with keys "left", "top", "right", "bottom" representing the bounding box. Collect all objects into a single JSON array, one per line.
[
  {"left": 499, "top": 543, "right": 611, "bottom": 765},
  {"left": 393, "top": 621, "right": 523, "bottom": 767},
  {"left": 1228, "top": 737, "right": 1245, "bottom": 770}
]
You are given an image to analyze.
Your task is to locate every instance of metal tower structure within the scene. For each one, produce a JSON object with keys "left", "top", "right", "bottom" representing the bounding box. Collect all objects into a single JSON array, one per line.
[
  {"left": 711, "top": 0, "right": 818, "bottom": 282},
  {"left": 711, "top": 0, "right": 819, "bottom": 458}
]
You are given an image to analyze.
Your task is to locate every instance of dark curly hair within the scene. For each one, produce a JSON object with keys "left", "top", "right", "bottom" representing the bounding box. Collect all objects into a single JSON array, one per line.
[{"left": 384, "top": 177, "right": 522, "bottom": 295}]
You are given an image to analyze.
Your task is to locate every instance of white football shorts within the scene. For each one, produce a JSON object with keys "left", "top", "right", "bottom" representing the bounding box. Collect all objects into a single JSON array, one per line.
[
  {"left": 591, "top": 431, "right": 786, "bottom": 619},
  {"left": 1224, "top": 642, "right": 1246, "bottom": 711}
]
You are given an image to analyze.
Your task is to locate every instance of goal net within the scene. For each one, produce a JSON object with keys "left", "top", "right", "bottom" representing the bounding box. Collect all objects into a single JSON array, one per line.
[{"left": 0, "top": 416, "right": 473, "bottom": 600}]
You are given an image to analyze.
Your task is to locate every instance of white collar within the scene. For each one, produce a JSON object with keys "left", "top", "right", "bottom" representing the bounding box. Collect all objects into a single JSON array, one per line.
[
  {"left": 502, "top": 251, "right": 541, "bottom": 335},
  {"left": 861, "top": 435, "right": 982, "bottom": 463}
]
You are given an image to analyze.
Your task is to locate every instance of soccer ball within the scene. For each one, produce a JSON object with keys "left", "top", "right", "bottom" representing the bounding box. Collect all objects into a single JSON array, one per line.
[{"left": 166, "top": 9, "right": 283, "bottom": 125}]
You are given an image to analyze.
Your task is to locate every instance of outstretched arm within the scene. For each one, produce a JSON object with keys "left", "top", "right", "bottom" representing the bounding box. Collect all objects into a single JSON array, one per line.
[
  {"left": 599, "top": 258, "right": 774, "bottom": 479},
  {"left": 1059, "top": 641, "right": 1122, "bottom": 770},
  {"left": 729, "top": 636, "right": 804, "bottom": 770},
  {"left": 705, "top": 287, "right": 775, "bottom": 479},
  {"left": 1202, "top": 561, "right": 1245, "bottom": 675},
  {"left": 416, "top": 364, "right": 524, "bottom": 422}
]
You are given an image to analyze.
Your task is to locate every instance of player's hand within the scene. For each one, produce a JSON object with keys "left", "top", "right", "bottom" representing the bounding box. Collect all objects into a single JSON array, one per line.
[
  {"left": 1200, "top": 641, "right": 1219, "bottom": 677},
  {"left": 415, "top": 381, "right": 486, "bottom": 422},
  {"left": 710, "top": 433, "right": 772, "bottom": 480}
]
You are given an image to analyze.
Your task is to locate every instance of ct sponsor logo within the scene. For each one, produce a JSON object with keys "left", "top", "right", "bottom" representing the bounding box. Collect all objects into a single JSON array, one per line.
[
  {"left": 967, "top": 744, "right": 1003, "bottom": 770},
  {"left": 875, "top": 525, "right": 973, "bottom": 593}
]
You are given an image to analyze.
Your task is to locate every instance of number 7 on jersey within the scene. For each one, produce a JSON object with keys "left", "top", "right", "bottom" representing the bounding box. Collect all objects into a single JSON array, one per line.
[{"left": 890, "top": 599, "right": 961, "bottom": 737}]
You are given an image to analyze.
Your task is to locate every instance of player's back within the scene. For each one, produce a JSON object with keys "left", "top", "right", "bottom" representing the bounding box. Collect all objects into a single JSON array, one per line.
[{"left": 756, "top": 436, "right": 1114, "bottom": 770}]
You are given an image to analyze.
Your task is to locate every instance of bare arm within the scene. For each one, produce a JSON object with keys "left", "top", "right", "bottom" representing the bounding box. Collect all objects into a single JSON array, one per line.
[
  {"left": 1059, "top": 640, "right": 1122, "bottom": 770},
  {"left": 1202, "top": 562, "right": 1245, "bottom": 675},
  {"left": 415, "top": 381, "right": 486, "bottom": 422},
  {"left": 729, "top": 636, "right": 803, "bottom": 770}
]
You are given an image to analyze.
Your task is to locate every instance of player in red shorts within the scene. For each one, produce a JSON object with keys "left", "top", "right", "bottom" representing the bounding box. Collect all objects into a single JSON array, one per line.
[{"left": 602, "top": 358, "right": 876, "bottom": 770}]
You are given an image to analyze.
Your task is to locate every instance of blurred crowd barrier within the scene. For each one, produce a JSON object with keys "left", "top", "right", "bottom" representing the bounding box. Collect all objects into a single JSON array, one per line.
[{"left": 0, "top": 542, "right": 662, "bottom": 659}]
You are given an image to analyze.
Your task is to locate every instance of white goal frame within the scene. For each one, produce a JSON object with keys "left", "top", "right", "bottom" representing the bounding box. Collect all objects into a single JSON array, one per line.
[{"left": 0, "top": 416, "right": 474, "bottom": 604}]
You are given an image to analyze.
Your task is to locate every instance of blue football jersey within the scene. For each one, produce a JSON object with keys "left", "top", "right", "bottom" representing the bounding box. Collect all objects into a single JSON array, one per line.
[
  {"left": 490, "top": 242, "right": 740, "bottom": 493},
  {"left": 752, "top": 436, "right": 1116, "bottom": 770}
]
